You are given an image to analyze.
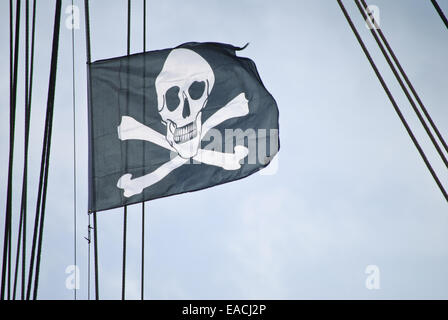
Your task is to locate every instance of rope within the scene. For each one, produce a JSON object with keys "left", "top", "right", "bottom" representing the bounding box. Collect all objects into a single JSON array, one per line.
[
  {"left": 32, "top": 0, "right": 62, "bottom": 299},
  {"left": 141, "top": 0, "right": 147, "bottom": 301},
  {"left": 25, "top": 0, "right": 62, "bottom": 300},
  {"left": 1, "top": 0, "right": 21, "bottom": 300},
  {"left": 93, "top": 212, "right": 99, "bottom": 299},
  {"left": 141, "top": 204, "right": 145, "bottom": 300},
  {"left": 12, "top": 0, "right": 28, "bottom": 299},
  {"left": 84, "top": 0, "right": 91, "bottom": 63},
  {"left": 21, "top": 0, "right": 36, "bottom": 299},
  {"left": 13, "top": 0, "right": 33, "bottom": 300},
  {"left": 122, "top": 0, "right": 131, "bottom": 301},
  {"left": 9, "top": 0, "right": 22, "bottom": 298},
  {"left": 83, "top": 0, "right": 99, "bottom": 300},
  {"left": 21, "top": 0, "right": 36, "bottom": 300},
  {"left": 431, "top": 0, "right": 448, "bottom": 29},
  {"left": 356, "top": 0, "right": 448, "bottom": 169},
  {"left": 360, "top": 0, "right": 448, "bottom": 157},
  {"left": 86, "top": 215, "right": 91, "bottom": 300},
  {"left": 337, "top": 0, "right": 448, "bottom": 202},
  {"left": 122, "top": 207, "right": 127, "bottom": 300},
  {"left": 71, "top": 0, "right": 78, "bottom": 300}
]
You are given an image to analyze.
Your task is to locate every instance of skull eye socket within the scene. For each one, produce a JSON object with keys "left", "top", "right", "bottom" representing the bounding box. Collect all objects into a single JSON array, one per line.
[
  {"left": 165, "top": 86, "right": 180, "bottom": 112},
  {"left": 188, "top": 81, "right": 206, "bottom": 100}
]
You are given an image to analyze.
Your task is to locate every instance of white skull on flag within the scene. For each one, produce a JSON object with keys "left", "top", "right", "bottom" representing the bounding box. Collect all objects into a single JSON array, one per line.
[{"left": 155, "top": 49, "right": 215, "bottom": 159}]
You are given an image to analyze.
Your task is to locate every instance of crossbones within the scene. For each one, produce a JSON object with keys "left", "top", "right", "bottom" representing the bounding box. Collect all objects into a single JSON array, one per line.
[{"left": 116, "top": 92, "right": 249, "bottom": 197}]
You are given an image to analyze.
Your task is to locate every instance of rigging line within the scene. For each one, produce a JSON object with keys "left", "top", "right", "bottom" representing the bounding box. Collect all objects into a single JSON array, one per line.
[
  {"left": 127, "top": 0, "right": 131, "bottom": 56},
  {"left": 1, "top": 0, "right": 14, "bottom": 300},
  {"left": 122, "top": 0, "right": 131, "bottom": 301},
  {"left": 359, "top": 0, "right": 448, "bottom": 158},
  {"left": 22, "top": 0, "right": 35, "bottom": 299},
  {"left": 141, "top": 204, "right": 145, "bottom": 301},
  {"left": 86, "top": 215, "right": 91, "bottom": 300},
  {"left": 25, "top": 1, "right": 52, "bottom": 299},
  {"left": 431, "top": 0, "right": 448, "bottom": 29},
  {"left": 9, "top": 0, "right": 22, "bottom": 300},
  {"left": 93, "top": 212, "right": 99, "bottom": 300},
  {"left": 1, "top": 0, "right": 21, "bottom": 301},
  {"left": 355, "top": 0, "right": 448, "bottom": 170},
  {"left": 122, "top": 207, "right": 127, "bottom": 300},
  {"left": 356, "top": 1, "right": 448, "bottom": 167},
  {"left": 13, "top": 0, "right": 30, "bottom": 300},
  {"left": 88, "top": 217, "right": 92, "bottom": 300},
  {"left": 32, "top": 0, "right": 62, "bottom": 300},
  {"left": 71, "top": 0, "right": 78, "bottom": 300},
  {"left": 9, "top": 0, "right": 13, "bottom": 90},
  {"left": 22, "top": 0, "right": 36, "bottom": 300},
  {"left": 84, "top": 0, "right": 92, "bottom": 64},
  {"left": 26, "top": 120, "right": 47, "bottom": 298},
  {"left": 2, "top": 0, "right": 13, "bottom": 301},
  {"left": 84, "top": 0, "right": 98, "bottom": 300},
  {"left": 24, "top": 0, "right": 46, "bottom": 299},
  {"left": 337, "top": 0, "right": 448, "bottom": 202},
  {"left": 141, "top": 0, "right": 146, "bottom": 301},
  {"left": 20, "top": 0, "right": 36, "bottom": 300}
]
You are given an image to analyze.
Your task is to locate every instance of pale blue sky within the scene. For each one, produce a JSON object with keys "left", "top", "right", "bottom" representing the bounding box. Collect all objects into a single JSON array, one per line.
[{"left": 0, "top": 0, "right": 447, "bottom": 299}]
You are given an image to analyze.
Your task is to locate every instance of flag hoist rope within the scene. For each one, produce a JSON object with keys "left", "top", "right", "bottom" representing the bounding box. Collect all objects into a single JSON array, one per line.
[
  {"left": 83, "top": 0, "right": 100, "bottom": 300},
  {"left": 141, "top": 0, "right": 148, "bottom": 301},
  {"left": 337, "top": 0, "right": 448, "bottom": 202},
  {"left": 122, "top": 0, "right": 132, "bottom": 301},
  {"left": 71, "top": 0, "right": 78, "bottom": 300}
]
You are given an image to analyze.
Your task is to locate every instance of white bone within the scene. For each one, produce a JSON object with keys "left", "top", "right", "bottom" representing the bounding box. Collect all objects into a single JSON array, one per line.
[
  {"left": 201, "top": 93, "right": 249, "bottom": 137},
  {"left": 117, "top": 93, "right": 250, "bottom": 197},
  {"left": 194, "top": 146, "right": 248, "bottom": 170},
  {"left": 117, "top": 145, "right": 249, "bottom": 198},
  {"left": 118, "top": 116, "right": 174, "bottom": 151},
  {"left": 118, "top": 115, "right": 248, "bottom": 170},
  {"left": 117, "top": 157, "right": 188, "bottom": 198}
]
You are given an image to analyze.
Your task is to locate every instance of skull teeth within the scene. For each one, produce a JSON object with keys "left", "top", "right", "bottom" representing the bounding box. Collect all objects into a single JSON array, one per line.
[{"left": 173, "top": 122, "right": 197, "bottom": 143}]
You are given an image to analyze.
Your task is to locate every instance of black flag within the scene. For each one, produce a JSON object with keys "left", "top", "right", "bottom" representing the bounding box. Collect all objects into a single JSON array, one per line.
[{"left": 87, "top": 42, "right": 279, "bottom": 212}]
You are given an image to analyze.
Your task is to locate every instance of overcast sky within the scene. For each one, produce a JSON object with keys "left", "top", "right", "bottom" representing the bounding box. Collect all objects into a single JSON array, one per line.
[{"left": 0, "top": 0, "right": 447, "bottom": 300}]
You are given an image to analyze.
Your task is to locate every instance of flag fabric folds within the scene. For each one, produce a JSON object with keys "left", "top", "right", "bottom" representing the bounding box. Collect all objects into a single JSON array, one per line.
[{"left": 87, "top": 42, "right": 279, "bottom": 212}]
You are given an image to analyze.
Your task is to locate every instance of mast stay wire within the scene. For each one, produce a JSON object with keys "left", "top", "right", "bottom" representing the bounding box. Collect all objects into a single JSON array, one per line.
[
  {"left": 1, "top": 0, "right": 21, "bottom": 301},
  {"left": 359, "top": 0, "right": 448, "bottom": 157},
  {"left": 356, "top": 0, "right": 448, "bottom": 167},
  {"left": 13, "top": 0, "right": 36, "bottom": 300},
  {"left": 431, "top": 0, "right": 448, "bottom": 30},
  {"left": 31, "top": 0, "right": 63, "bottom": 299},
  {"left": 355, "top": 0, "right": 448, "bottom": 168},
  {"left": 337, "top": 0, "right": 448, "bottom": 202}
]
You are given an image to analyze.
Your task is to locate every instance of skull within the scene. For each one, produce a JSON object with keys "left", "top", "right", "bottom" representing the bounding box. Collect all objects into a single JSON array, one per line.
[{"left": 156, "top": 48, "right": 215, "bottom": 159}]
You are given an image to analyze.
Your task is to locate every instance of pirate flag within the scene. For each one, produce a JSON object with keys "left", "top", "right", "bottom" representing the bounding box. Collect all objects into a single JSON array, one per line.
[{"left": 87, "top": 42, "right": 279, "bottom": 212}]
